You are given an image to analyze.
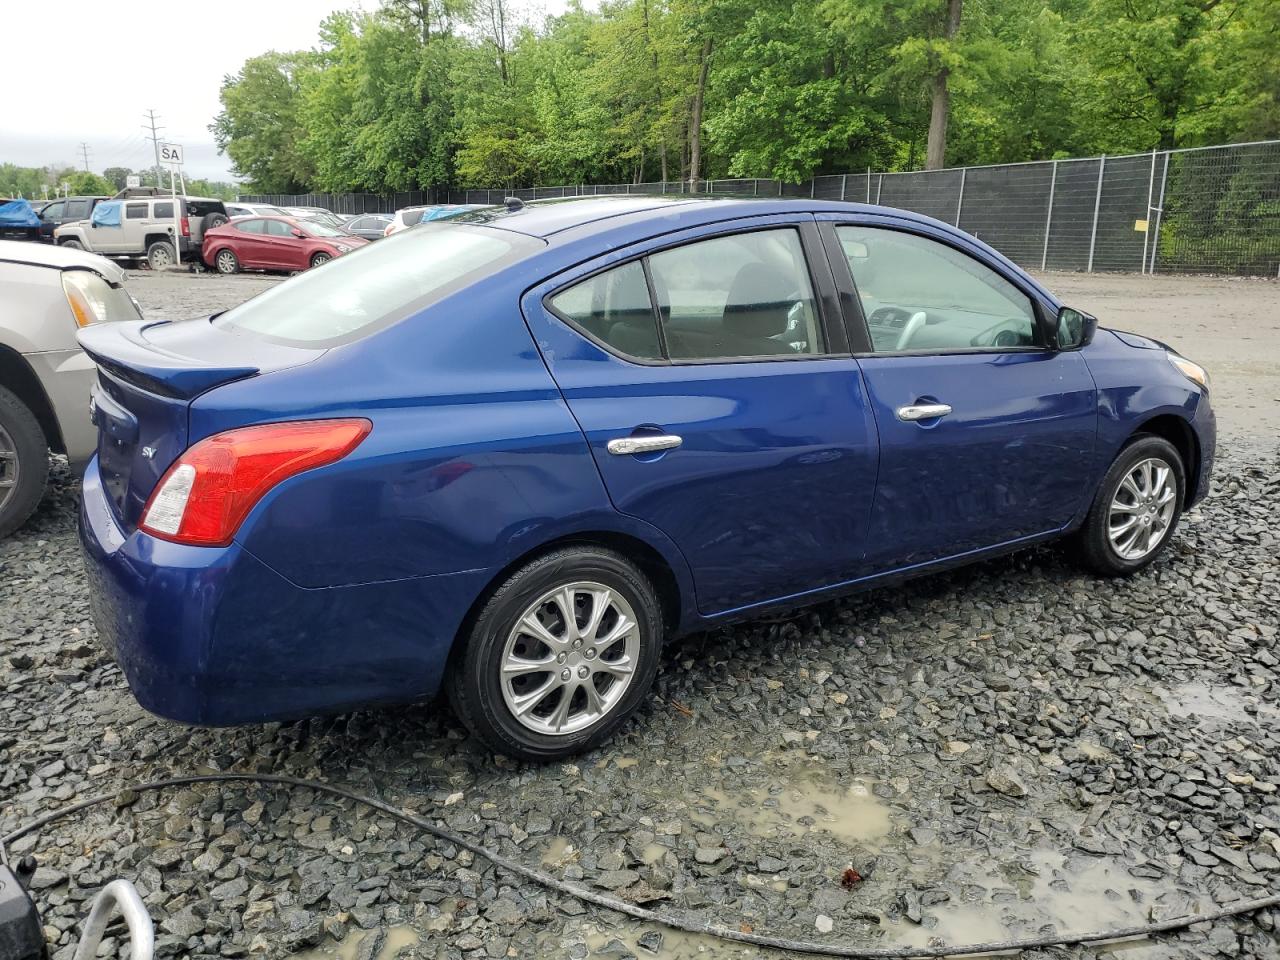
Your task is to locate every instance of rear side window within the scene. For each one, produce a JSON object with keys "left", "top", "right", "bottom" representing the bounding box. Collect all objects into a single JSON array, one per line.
[
  {"left": 152, "top": 201, "right": 174, "bottom": 219},
  {"left": 213, "top": 223, "right": 541, "bottom": 345},
  {"left": 126, "top": 203, "right": 148, "bottom": 219},
  {"left": 547, "top": 227, "right": 824, "bottom": 363},
  {"left": 64, "top": 199, "right": 88, "bottom": 219},
  {"left": 235, "top": 219, "right": 265, "bottom": 234},
  {"left": 549, "top": 262, "right": 661, "bottom": 361}
]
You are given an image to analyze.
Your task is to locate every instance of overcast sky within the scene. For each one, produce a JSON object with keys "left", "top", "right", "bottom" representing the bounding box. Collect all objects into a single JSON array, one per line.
[{"left": 3, "top": 0, "right": 569, "bottom": 184}]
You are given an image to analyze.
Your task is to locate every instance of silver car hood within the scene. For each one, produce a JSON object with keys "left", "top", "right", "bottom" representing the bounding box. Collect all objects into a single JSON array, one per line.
[{"left": 0, "top": 239, "right": 128, "bottom": 284}]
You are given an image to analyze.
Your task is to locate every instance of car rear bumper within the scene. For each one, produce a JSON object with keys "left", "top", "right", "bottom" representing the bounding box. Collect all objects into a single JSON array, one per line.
[{"left": 79, "top": 457, "right": 484, "bottom": 725}]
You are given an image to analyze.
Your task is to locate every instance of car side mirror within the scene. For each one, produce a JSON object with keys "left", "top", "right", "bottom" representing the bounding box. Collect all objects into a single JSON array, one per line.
[
  {"left": 292, "top": 228, "right": 305, "bottom": 238},
  {"left": 1054, "top": 306, "right": 1097, "bottom": 350}
]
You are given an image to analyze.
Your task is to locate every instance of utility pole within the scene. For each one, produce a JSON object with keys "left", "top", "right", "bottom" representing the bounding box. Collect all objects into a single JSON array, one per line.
[
  {"left": 143, "top": 109, "right": 164, "bottom": 187},
  {"left": 79, "top": 142, "right": 92, "bottom": 172}
]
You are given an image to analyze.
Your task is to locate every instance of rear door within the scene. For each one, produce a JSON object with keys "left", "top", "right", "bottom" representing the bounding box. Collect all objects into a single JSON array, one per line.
[
  {"left": 229, "top": 218, "right": 268, "bottom": 266},
  {"left": 819, "top": 215, "right": 1097, "bottom": 570},
  {"left": 522, "top": 216, "right": 879, "bottom": 615}
]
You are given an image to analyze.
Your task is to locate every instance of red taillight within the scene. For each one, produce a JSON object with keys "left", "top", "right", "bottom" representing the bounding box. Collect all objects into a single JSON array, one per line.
[
  {"left": 140, "top": 419, "right": 372, "bottom": 547},
  {"left": 181, "top": 216, "right": 191, "bottom": 237}
]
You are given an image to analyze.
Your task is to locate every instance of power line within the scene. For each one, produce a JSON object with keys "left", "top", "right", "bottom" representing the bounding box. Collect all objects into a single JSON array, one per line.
[{"left": 142, "top": 109, "right": 164, "bottom": 186}]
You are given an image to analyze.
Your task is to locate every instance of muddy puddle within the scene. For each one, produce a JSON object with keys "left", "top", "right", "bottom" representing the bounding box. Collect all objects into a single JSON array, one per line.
[
  {"left": 292, "top": 925, "right": 419, "bottom": 960},
  {"left": 699, "top": 773, "right": 893, "bottom": 848},
  {"left": 890, "top": 849, "right": 1197, "bottom": 959},
  {"left": 1157, "top": 679, "right": 1278, "bottom": 728}
]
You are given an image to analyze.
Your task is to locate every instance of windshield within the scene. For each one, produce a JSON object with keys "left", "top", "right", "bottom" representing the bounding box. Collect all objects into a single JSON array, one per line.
[
  {"left": 213, "top": 223, "right": 542, "bottom": 346},
  {"left": 258, "top": 206, "right": 287, "bottom": 216},
  {"left": 301, "top": 219, "right": 346, "bottom": 237}
]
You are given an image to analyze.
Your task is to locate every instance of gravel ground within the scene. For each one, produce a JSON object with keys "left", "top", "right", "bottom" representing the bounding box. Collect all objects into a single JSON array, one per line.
[{"left": 1, "top": 270, "right": 1278, "bottom": 960}]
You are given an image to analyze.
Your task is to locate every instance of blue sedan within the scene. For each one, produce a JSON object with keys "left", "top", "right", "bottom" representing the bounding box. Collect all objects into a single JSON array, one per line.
[{"left": 78, "top": 196, "right": 1214, "bottom": 760}]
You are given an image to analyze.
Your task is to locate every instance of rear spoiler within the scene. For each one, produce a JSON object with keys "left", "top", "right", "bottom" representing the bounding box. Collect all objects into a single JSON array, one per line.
[{"left": 78, "top": 320, "right": 259, "bottom": 400}]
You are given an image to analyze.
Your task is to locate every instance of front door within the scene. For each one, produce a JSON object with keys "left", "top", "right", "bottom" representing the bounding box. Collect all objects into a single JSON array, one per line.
[
  {"left": 821, "top": 218, "right": 1097, "bottom": 570},
  {"left": 524, "top": 218, "right": 880, "bottom": 615}
]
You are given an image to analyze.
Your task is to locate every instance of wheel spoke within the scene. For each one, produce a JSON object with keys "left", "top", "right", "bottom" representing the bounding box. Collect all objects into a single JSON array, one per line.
[
  {"left": 549, "top": 684, "right": 576, "bottom": 732},
  {"left": 1120, "top": 475, "right": 1142, "bottom": 501},
  {"left": 511, "top": 677, "right": 558, "bottom": 717},
  {"left": 502, "top": 655, "right": 555, "bottom": 678},
  {"left": 1110, "top": 516, "right": 1138, "bottom": 537},
  {"left": 518, "top": 612, "right": 561, "bottom": 650},
  {"left": 551, "top": 587, "right": 580, "bottom": 642},
  {"left": 595, "top": 655, "right": 635, "bottom": 680},
  {"left": 1109, "top": 500, "right": 1139, "bottom": 514},
  {"left": 582, "top": 588, "right": 612, "bottom": 643},
  {"left": 595, "top": 614, "right": 636, "bottom": 652},
  {"left": 582, "top": 679, "right": 607, "bottom": 717}
]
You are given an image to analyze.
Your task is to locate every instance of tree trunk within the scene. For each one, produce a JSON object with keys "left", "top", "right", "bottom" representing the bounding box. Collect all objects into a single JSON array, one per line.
[
  {"left": 925, "top": 0, "right": 962, "bottom": 171},
  {"left": 688, "top": 37, "right": 713, "bottom": 189}
]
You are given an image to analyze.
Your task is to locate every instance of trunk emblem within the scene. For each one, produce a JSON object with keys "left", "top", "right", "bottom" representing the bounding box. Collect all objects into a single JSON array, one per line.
[{"left": 142, "top": 446, "right": 157, "bottom": 460}]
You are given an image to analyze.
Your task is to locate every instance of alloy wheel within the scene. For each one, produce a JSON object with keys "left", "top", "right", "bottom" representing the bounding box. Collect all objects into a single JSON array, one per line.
[
  {"left": 311, "top": 253, "right": 331, "bottom": 268},
  {"left": 0, "top": 422, "right": 18, "bottom": 513},
  {"left": 499, "top": 581, "right": 640, "bottom": 736},
  {"left": 1107, "top": 457, "right": 1177, "bottom": 561},
  {"left": 217, "top": 251, "right": 237, "bottom": 274}
]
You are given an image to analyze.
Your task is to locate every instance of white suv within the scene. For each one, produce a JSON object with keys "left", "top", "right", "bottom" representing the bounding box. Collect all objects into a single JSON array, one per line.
[{"left": 54, "top": 195, "right": 229, "bottom": 270}]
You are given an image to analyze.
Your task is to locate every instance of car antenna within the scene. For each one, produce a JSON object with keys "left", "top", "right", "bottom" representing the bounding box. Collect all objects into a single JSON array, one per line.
[{"left": 503, "top": 196, "right": 525, "bottom": 211}]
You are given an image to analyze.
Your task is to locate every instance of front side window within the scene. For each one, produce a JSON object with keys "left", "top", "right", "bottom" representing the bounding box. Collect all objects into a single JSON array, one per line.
[
  {"left": 837, "top": 226, "right": 1037, "bottom": 353},
  {"left": 264, "top": 220, "right": 293, "bottom": 237},
  {"left": 549, "top": 262, "right": 661, "bottom": 361},
  {"left": 649, "top": 229, "right": 822, "bottom": 360},
  {"left": 214, "top": 223, "right": 541, "bottom": 345},
  {"left": 125, "top": 203, "right": 148, "bottom": 219},
  {"left": 42, "top": 202, "right": 65, "bottom": 219}
]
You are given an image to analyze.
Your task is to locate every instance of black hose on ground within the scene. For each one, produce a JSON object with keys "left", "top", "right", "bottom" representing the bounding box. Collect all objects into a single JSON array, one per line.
[{"left": 3, "top": 772, "right": 1277, "bottom": 958}]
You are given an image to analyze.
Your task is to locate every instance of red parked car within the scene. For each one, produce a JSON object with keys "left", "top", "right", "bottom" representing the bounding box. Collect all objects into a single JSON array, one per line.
[{"left": 202, "top": 216, "right": 368, "bottom": 274}]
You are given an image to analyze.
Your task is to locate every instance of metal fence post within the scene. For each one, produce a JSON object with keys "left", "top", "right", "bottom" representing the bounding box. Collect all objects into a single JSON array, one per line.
[
  {"left": 1149, "top": 152, "right": 1170, "bottom": 274},
  {"left": 954, "top": 167, "right": 966, "bottom": 227},
  {"left": 840, "top": 174, "right": 847, "bottom": 201},
  {"left": 1086, "top": 155, "right": 1106, "bottom": 272},
  {"left": 1041, "top": 160, "right": 1058, "bottom": 271},
  {"left": 866, "top": 167, "right": 871, "bottom": 203},
  {"left": 1141, "top": 148, "right": 1156, "bottom": 274},
  {"left": 810, "top": 179, "right": 815, "bottom": 198},
  {"left": 876, "top": 174, "right": 883, "bottom": 204}
]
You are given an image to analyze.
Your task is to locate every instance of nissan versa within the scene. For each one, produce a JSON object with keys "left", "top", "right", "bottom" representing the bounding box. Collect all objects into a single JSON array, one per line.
[{"left": 78, "top": 196, "right": 1214, "bottom": 761}]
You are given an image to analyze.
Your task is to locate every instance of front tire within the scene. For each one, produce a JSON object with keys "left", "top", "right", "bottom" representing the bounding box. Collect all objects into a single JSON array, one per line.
[
  {"left": 59, "top": 239, "right": 83, "bottom": 250},
  {"left": 0, "top": 386, "right": 50, "bottom": 539},
  {"left": 309, "top": 251, "right": 332, "bottom": 269},
  {"left": 1075, "top": 434, "right": 1185, "bottom": 576},
  {"left": 447, "top": 547, "right": 664, "bottom": 761}
]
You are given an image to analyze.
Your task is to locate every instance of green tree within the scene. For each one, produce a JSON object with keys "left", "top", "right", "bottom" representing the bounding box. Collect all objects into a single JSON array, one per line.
[
  {"left": 211, "top": 51, "right": 315, "bottom": 192},
  {"left": 66, "top": 171, "right": 116, "bottom": 196}
]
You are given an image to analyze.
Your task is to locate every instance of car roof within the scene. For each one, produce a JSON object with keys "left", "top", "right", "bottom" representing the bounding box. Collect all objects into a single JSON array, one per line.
[
  {"left": 0, "top": 239, "right": 128, "bottom": 283},
  {"left": 447, "top": 195, "right": 887, "bottom": 238}
]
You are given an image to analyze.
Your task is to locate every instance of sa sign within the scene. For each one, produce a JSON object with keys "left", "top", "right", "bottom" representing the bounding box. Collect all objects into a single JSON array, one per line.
[{"left": 159, "top": 142, "right": 184, "bottom": 165}]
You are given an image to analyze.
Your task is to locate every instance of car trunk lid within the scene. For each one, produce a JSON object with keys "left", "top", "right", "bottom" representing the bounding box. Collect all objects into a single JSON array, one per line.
[{"left": 79, "top": 318, "right": 324, "bottom": 530}]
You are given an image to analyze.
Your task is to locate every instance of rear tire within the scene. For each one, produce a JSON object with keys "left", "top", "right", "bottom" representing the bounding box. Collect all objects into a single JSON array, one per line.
[
  {"left": 146, "top": 240, "right": 175, "bottom": 271},
  {"left": 0, "top": 386, "right": 50, "bottom": 539},
  {"left": 214, "top": 249, "right": 240, "bottom": 275},
  {"left": 1074, "top": 434, "right": 1185, "bottom": 577},
  {"left": 447, "top": 547, "right": 664, "bottom": 761}
]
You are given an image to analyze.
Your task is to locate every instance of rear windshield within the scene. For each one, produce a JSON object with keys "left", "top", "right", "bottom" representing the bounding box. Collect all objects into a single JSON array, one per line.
[{"left": 212, "top": 223, "right": 542, "bottom": 346}]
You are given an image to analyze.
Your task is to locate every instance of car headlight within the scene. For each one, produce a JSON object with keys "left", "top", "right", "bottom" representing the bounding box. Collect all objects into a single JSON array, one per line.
[
  {"left": 1168, "top": 354, "right": 1209, "bottom": 391},
  {"left": 62, "top": 270, "right": 143, "bottom": 327}
]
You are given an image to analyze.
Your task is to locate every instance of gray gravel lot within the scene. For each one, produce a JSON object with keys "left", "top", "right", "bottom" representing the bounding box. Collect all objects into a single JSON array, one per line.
[{"left": 1, "top": 270, "right": 1278, "bottom": 960}]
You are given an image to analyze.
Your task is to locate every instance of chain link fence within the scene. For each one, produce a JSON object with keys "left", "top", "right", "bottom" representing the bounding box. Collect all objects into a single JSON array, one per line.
[{"left": 243, "top": 139, "right": 1280, "bottom": 277}]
